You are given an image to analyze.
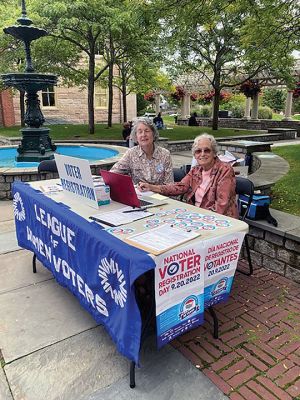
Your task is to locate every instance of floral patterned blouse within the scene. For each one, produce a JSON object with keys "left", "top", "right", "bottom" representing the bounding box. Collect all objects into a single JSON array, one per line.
[
  {"left": 160, "top": 158, "right": 238, "bottom": 218},
  {"left": 110, "top": 144, "right": 174, "bottom": 185}
]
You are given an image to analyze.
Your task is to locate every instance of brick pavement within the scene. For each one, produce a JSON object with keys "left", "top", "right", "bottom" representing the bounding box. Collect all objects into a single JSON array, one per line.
[{"left": 172, "top": 262, "right": 300, "bottom": 399}]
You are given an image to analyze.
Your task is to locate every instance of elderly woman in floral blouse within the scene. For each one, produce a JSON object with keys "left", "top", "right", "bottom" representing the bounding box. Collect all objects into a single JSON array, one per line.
[
  {"left": 139, "top": 133, "right": 238, "bottom": 218},
  {"left": 110, "top": 117, "right": 174, "bottom": 185}
]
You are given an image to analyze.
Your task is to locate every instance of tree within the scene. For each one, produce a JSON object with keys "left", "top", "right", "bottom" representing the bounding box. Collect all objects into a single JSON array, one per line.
[
  {"left": 29, "top": 0, "right": 127, "bottom": 134},
  {"left": 154, "top": 0, "right": 299, "bottom": 129},
  {"left": 262, "top": 88, "right": 286, "bottom": 112}
]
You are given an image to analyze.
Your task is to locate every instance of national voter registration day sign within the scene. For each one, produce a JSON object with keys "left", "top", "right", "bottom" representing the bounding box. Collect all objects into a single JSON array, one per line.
[
  {"left": 154, "top": 231, "right": 245, "bottom": 348},
  {"left": 12, "top": 182, "right": 155, "bottom": 364},
  {"left": 154, "top": 243, "right": 205, "bottom": 349}
]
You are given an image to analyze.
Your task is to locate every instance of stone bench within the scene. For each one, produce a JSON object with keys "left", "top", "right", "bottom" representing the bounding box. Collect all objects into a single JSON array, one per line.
[
  {"left": 248, "top": 152, "right": 289, "bottom": 195},
  {"left": 218, "top": 140, "right": 272, "bottom": 155},
  {"left": 267, "top": 128, "right": 297, "bottom": 139}
]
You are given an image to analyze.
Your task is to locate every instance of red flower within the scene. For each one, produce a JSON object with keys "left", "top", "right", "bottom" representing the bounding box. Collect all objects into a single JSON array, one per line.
[
  {"left": 240, "top": 80, "right": 261, "bottom": 98},
  {"left": 190, "top": 92, "right": 198, "bottom": 101},
  {"left": 144, "top": 91, "right": 155, "bottom": 102},
  {"left": 293, "top": 81, "right": 300, "bottom": 99},
  {"left": 171, "top": 86, "right": 186, "bottom": 101}
]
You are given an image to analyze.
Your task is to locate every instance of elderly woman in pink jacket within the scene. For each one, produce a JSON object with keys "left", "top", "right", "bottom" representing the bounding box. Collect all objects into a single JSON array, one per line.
[{"left": 139, "top": 133, "right": 238, "bottom": 218}]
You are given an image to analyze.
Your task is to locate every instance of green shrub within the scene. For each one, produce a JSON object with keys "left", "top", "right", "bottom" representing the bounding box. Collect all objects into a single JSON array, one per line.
[
  {"left": 258, "top": 106, "right": 273, "bottom": 119},
  {"left": 199, "top": 105, "right": 211, "bottom": 117},
  {"left": 230, "top": 104, "right": 244, "bottom": 118}
]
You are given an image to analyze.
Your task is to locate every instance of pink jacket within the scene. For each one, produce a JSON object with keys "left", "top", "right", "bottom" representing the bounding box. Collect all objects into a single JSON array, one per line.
[{"left": 161, "top": 158, "right": 238, "bottom": 218}]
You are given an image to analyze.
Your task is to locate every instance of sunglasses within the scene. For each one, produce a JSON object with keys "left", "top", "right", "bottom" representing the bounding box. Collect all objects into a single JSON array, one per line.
[{"left": 194, "top": 148, "right": 212, "bottom": 155}]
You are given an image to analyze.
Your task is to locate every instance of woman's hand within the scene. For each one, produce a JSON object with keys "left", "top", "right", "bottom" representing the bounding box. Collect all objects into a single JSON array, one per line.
[
  {"left": 138, "top": 182, "right": 159, "bottom": 192},
  {"left": 138, "top": 181, "right": 150, "bottom": 191}
]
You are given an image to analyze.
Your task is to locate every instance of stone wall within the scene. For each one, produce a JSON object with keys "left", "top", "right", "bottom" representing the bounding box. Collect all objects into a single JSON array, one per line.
[
  {"left": 187, "top": 118, "right": 300, "bottom": 134},
  {"left": 245, "top": 209, "right": 300, "bottom": 283}
]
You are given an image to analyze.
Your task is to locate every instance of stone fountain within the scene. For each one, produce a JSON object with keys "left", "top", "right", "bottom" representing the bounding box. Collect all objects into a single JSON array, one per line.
[{"left": 1, "top": 0, "right": 57, "bottom": 162}]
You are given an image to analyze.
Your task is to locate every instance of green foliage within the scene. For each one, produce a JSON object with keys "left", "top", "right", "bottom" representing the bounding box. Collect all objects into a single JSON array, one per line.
[
  {"left": 272, "top": 145, "right": 300, "bottom": 216},
  {"left": 262, "top": 88, "right": 286, "bottom": 112},
  {"left": 199, "top": 105, "right": 211, "bottom": 118},
  {"left": 230, "top": 104, "right": 245, "bottom": 118},
  {"left": 221, "top": 94, "right": 245, "bottom": 117},
  {"left": 258, "top": 106, "right": 273, "bottom": 119},
  {"left": 293, "top": 99, "right": 300, "bottom": 114},
  {"left": 136, "top": 93, "right": 149, "bottom": 115}
]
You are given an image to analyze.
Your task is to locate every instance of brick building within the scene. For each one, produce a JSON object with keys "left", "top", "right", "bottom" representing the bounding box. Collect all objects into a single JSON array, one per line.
[{"left": 0, "top": 76, "right": 137, "bottom": 127}]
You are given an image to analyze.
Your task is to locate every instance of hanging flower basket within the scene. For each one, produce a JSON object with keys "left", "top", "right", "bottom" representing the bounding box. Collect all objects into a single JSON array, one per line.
[
  {"left": 293, "top": 81, "right": 300, "bottom": 99},
  {"left": 240, "top": 80, "right": 261, "bottom": 98},
  {"left": 170, "top": 86, "right": 186, "bottom": 102},
  {"left": 144, "top": 91, "right": 155, "bottom": 102},
  {"left": 190, "top": 92, "right": 198, "bottom": 102},
  {"left": 199, "top": 90, "right": 231, "bottom": 104}
]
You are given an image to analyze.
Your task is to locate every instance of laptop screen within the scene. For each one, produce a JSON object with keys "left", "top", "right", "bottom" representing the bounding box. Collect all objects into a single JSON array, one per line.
[{"left": 100, "top": 170, "right": 144, "bottom": 208}]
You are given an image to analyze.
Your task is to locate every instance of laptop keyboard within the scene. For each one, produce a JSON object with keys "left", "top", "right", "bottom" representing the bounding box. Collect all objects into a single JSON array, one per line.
[{"left": 139, "top": 199, "right": 153, "bottom": 207}]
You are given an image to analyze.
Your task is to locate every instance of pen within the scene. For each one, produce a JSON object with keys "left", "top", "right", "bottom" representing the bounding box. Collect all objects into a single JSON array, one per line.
[
  {"left": 122, "top": 208, "right": 147, "bottom": 214},
  {"left": 89, "top": 216, "right": 115, "bottom": 227}
]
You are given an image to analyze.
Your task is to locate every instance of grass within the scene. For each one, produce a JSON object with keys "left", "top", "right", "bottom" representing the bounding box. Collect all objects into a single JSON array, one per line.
[
  {"left": 271, "top": 144, "right": 300, "bottom": 216},
  {"left": 0, "top": 121, "right": 264, "bottom": 141}
]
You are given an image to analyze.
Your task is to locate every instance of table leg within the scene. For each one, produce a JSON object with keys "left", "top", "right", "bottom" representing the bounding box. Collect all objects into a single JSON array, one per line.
[
  {"left": 32, "top": 254, "right": 37, "bottom": 273},
  {"left": 208, "top": 307, "right": 219, "bottom": 339},
  {"left": 130, "top": 361, "right": 136, "bottom": 388}
]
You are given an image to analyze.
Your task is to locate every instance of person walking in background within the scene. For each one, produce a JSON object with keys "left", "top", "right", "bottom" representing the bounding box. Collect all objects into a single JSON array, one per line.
[
  {"left": 111, "top": 117, "right": 173, "bottom": 185},
  {"left": 153, "top": 112, "right": 164, "bottom": 130},
  {"left": 138, "top": 133, "right": 238, "bottom": 218},
  {"left": 122, "top": 122, "right": 132, "bottom": 147}
]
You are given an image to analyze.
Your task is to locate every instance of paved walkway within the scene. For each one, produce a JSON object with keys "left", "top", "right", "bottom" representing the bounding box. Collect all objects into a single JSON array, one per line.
[{"left": 1, "top": 142, "right": 300, "bottom": 399}]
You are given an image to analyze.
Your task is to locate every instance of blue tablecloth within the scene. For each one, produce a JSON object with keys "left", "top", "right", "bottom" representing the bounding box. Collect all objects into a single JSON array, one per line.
[{"left": 12, "top": 182, "right": 156, "bottom": 363}]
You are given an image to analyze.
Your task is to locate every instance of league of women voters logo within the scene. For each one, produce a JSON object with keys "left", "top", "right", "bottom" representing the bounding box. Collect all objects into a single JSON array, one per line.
[
  {"left": 13, "top": 192, "right": 26, "bottom": 221},
  {"left": 98, "top": 257, "right": 127, "bottom": 308}
]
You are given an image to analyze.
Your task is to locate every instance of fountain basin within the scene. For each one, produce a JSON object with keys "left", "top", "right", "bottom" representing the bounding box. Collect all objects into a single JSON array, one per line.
[
  {"left": 0, "top": 143, "right": 126, "bottom": 200},
  {"left": 2, "top": 73, "right": 57, "bottom": 92}
]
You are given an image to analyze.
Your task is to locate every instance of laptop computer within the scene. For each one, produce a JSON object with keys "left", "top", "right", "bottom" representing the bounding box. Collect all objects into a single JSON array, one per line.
[{"left": 100, "top": 170, "right": 167, "bottom": 209}]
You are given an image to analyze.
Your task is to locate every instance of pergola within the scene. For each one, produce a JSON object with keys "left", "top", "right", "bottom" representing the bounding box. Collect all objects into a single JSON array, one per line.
[{"left": 167, "top": 59, "right": 300, "bottom": 120}]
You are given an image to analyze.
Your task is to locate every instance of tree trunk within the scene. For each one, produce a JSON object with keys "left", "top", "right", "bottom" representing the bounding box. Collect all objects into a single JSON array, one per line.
[
  {"left": 121, "top": 65, "right": 127, "bottom": 122},
  {"left": 88, "top": 54, "right": 95, "bottom": 134},
  {"left": 20, "top": 90, "right": 25, "bottom": 127},
  {"left": 212, "top": 88, "right": 220, "bottom": 130},
  {"left": 212, "top": 70, "right": 221, "bottom": 130},
  {"left": 108, "top": 61, "right": 113, "bottom": 128},
  {"left": 107, "top": 32, "right": 114, "bottom": 128}
]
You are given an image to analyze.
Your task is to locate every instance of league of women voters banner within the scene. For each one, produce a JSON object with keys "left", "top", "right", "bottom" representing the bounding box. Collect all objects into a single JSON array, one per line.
[
  {"left": 154, "top": 231, "right": 245, "bottom": 348},
  {"left": 12, "top": 181, "right": 156, "bottom": 364}
]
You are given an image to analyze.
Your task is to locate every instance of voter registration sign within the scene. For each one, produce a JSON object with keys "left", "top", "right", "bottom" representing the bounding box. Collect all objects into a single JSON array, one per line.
[{"left": 54, "top": 153, "right": 98, "bottom": 209}]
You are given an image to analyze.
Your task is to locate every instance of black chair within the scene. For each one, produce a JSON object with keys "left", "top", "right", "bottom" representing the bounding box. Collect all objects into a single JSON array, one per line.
[
  {"left": 235, "top": 176, "right": 254, "bottom": 276},
  {"left": 173, "top": 167, "right": 186, "bottom": 182},
  {"left": 173, "top": 164, "right": 192, "bottom": 182},
  {"left": 38, "top": 159, "right": 58, "bottom": 173},
  {"left": 33, "top": 159, "right": 59, "bottom": 273}
]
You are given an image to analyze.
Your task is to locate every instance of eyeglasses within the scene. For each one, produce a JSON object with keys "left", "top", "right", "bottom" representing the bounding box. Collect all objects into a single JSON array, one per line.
[{"left": 194, "top": 148, "right": 212, "bottom": 155}]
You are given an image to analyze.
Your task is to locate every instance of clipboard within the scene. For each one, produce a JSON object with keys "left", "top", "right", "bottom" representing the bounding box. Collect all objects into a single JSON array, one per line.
[{"left": 124, "top": 224, "right": 201, "bottom": 255}]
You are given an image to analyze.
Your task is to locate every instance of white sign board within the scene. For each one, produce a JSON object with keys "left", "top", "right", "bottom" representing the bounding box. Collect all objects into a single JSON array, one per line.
[{"left": 54, "top": 153, "right": 98, "bottom": 209}]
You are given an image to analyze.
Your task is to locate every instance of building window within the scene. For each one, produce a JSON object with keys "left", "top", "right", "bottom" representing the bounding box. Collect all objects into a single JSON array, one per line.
[
  {"left": 95, "top": 83, "right": 108, "bottom": 109},
  {"left": 42, "top": 86, "right": 56, "bottom": 107}
]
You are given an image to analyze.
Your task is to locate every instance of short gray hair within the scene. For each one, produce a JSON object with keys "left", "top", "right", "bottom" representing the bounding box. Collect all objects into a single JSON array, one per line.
[
  {"left": 192, "top": 133, "right": 218, "bottom": 155},
  {"left": 130, "top": 117, "right": 159, "bottom": 143}
]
